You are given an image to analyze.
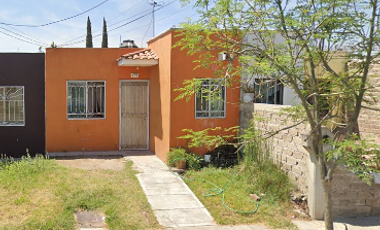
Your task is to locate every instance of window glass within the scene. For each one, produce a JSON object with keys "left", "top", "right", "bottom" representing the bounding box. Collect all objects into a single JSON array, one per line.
[
  {"left": 0, "top": 87, "right": 25, "bottom": 126},
  {"left": 195, "top": 79, "right": 225, "bottom": 118},
  {"left": 67, "top": 81, "right": 105, "bottom": 119},
  {"left": 254, "top": 79, "right": 283, "bottom": 104}
]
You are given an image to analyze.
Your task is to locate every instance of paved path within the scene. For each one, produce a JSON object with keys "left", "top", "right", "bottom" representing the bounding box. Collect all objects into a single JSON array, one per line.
[
  {"left": 124, "top": 151, "right": 216, "bottom": 228},
  {"left": 53, "top": 151, "right": 380, "bottom": 230}
]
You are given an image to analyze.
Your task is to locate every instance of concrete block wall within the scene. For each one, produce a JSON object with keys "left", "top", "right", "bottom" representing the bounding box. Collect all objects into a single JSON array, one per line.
[
  {"left": 331, "top": 166, "right": 380, "bottom": 216},
  {"left": 247, "top": 103, "right": 310, "bottom": 194},
  {"left": 241, "top": 103, "right": 380, "bottom": 218},
  {"left": 358, "top": 64, "right": 380, "bottom": 144}
]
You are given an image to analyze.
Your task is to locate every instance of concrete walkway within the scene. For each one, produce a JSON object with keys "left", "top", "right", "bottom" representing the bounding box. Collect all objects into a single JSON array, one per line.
[
  {"left": 124, "top": 152, "right": 380, "bottom": 230},
  {"left": 124, "top": 151, "right": 215, "bottom": 228}
]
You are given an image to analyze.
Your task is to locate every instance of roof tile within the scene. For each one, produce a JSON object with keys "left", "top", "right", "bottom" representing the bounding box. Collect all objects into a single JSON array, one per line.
[{"left": 120, "top": 49, "right": 158, "bottom": 60}]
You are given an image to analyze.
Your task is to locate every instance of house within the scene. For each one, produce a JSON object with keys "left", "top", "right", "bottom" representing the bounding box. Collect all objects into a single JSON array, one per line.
[
  {"left": 0, "top": 53, "right": 45, "bottom": 157},
  {"left": 45, "top": 28, "right": 240, "bottom": 161}
]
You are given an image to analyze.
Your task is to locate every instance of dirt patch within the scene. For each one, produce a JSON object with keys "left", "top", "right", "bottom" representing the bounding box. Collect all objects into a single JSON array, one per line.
[{"left": 55, "top": 157, "right": 126, "bottom": 171}]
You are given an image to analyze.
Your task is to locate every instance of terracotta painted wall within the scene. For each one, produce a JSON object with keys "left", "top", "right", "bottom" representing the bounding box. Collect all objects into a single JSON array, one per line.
[
  {"left": 148, "top": 32, "right": 172, "bottom": 161},
  {"left": 169, "top": 31, "right": 240, "bottom": 155},
  {"left": 45, "top": 48, "right": 152, "bottom": 152}
]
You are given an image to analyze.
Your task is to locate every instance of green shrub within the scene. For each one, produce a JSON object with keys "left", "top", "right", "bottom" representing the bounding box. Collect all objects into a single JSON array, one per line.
[{"left": 166, "top": 148, "right": 205, "bottom": 170}]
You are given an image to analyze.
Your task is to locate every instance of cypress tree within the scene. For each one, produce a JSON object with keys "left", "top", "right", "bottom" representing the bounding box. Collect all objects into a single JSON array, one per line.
[
  {"left": 101, "top": 17, "right": 108, "bottom": 48},
  {"left": 86, "top": 16, "right": 93, "bottom": 48}
]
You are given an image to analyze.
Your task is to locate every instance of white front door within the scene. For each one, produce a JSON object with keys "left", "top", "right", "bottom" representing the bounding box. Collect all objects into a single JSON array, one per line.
[{"left": 120, "top": 81, "right": 149, "bottom": 150}]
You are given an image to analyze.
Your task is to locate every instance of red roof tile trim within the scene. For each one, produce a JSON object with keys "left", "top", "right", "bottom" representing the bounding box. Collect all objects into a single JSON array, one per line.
[{"left": 118, "top": 49, "right": 158, "bottom": 61}]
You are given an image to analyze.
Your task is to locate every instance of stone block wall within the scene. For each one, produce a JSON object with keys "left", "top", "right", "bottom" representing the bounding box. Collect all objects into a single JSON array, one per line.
[
  {"left": 332, "top": 166, "right": 380, "bottom": 216},
  {"left": 241, "top": 103, "right": 380, "bottom": 217},
  {"left": 248, "top": 103, "right": 310, "bottom": 194},
  {"left": 358, "top": 64, "right": 380, "bottom": 144}
]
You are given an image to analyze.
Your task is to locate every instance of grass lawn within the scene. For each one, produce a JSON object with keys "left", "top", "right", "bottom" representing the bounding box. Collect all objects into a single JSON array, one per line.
[
  {"left": 183, "top": 165, "right": 301, "bottom": 230},
  {"left": 0, "top": 156, "right": 160, "bottom": 230}
]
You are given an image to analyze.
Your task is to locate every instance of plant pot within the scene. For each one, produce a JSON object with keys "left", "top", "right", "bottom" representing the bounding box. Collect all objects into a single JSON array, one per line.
[
  {"left": 204, "top": 154, "right": 212, "bottom": 163},
  {"left": 175, "top": 159, "right": 187, "bottom": 169},
  {"left": 373, "top": 172, "right": 380, "bottom": 184},
  {"left": 243, "top": 93, "right": 254, "bottom": 103}
]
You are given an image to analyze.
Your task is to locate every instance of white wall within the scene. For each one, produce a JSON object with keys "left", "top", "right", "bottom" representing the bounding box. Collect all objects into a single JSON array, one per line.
[{"left": 242, "top": 32, "right": 301, "bottom": 106}]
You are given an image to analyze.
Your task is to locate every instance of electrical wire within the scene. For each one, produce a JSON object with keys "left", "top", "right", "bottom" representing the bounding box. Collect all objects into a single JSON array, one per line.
[
  {"left": 0, "top": 27, "right": 48, "bottom": 47},
  {"left": 108, "top": 7, "right": 193, "bottom": 39},
  {"left": 0, "top": 30, "right": 44, "bottom": 47},
  {"left": 61, "top": 0, "right": 178, "bottom": 47},
  {"left": 61, "top": 0, "right": 147, "bottom": 46},
  {"left": 0, "top": 0, "right": 110, "bottom": 27},
  {"left": 141, "top": 14, "right": 153, "bottom": 47}
]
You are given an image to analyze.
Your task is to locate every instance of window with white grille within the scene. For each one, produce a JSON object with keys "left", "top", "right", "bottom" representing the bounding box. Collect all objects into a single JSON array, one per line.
[
  {"left": 0, "top": 86, "right": 25, "bottom": 126},
  {"left": 195, "top": 79, "right": 226, "bottom": 118},
  {"left": 67, "top": 81, "right": 105, "bottom": 119}
]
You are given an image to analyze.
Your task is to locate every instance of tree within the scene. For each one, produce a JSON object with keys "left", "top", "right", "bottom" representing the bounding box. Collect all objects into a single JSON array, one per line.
[
  {"left": 86, "top": 16, "right": 93, "bottom": 48},
  {"left": 101, "top": 17, "right": 108, "bottom": 48},
  {"left": 175, "top": 0, "right": 380, "bottom": 229}
]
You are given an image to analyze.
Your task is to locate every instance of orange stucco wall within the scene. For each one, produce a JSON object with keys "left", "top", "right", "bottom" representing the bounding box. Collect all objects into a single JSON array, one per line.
[
  {"left": 169, "top": 32, "right": 240, "bottom": 154},
  {"left": 148, "top": 32, "right": 172, "bottom": 161},
  {"left": 45, "top": 30, "right": 240, "bottom": 159},
  {"left": 45, "top": 48, "right": 154, "bottom": 152},
  {"left": 149, "top": 29, "right": 240, "bottom": 157}
]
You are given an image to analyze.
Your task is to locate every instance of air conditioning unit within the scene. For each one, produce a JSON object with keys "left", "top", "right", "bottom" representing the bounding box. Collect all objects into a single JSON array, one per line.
[{"left": 218, "top": 53, "right": 230, "bottom": 61}]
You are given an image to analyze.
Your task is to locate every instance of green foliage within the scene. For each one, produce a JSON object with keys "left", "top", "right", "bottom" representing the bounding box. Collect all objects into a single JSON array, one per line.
[
  {"left": 86, "top": 16, "right": 93, "bottom": 48},
  {"left": 325, "top": 136, "right": 380, "bottom": 185},
  {"left": 101, "top": 17, "right": 108, "bottom": 48},
  {"left": 240, "top": 118, "right": 293, "bottom": 202},
  {"left": 166, "top": 148, "right": 205, "bottom": 170},
  {"left": 239, "top": 118, "right": 269, "bottom": 164},
  {"left": 177, "top": 0, "right": 380, "bottom": 228},
  {"left": 178, "top": 127, "right": 238, "bottom": 150},
  {"left": 186, "top": 152, "right": 205, "bottom": 170},
  {"left": 50, "top": 41, "right": 58, "bottom": 48},
  {"left": 173, "top": 78, "right": 201, "bottom": 102},
  {"left": 166, "top": 147, "right": 188, "bottom": 165}
]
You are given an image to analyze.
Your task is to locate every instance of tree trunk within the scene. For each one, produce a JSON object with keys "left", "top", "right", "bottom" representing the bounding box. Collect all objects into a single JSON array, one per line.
[{"left": 323, "top": 180, "right": 334, "bottom": 230}]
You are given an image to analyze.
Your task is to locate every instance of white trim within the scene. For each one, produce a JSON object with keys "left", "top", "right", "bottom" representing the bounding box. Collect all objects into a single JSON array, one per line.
[
  {"left": 118, "top": 59, "right": 158, "bottom": 67},
  {"left": 119, "top": 80, "right": 150, "bottom": 151},
  {"left": 194, "top": 79, "right": 227, "bottom": 119},
  {"left": 66, "top": 80, "right": 106, "bottom": 120},
  {"left": 0, "top": 86, "right": 25, "bottom": 126}
]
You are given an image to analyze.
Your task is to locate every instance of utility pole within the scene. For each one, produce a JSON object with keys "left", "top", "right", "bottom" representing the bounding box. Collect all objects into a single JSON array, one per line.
[{"left": 148, "top": 0, "right": 159, "bottom": 37}]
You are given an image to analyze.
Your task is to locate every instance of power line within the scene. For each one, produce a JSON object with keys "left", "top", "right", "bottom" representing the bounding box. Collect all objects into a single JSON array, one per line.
[
  {"left": 2, "top": 26, "right": 49, "bottom": 46},
  {"left": 0, "top": 0, "right": 110, "bottom": 27},
  {"left": 0, "top": 30, "right": 44, "bottom": 47},
  {"left": 108, "top": 5, "right": 192, "bottom": 39},
  {"left": 141, "top": 15, "right": 153, "bottom": 47},
  {"left": 61, "top": 0, "right": 178, "bottom": 47},
  {"left": 61, "top": 4, "right": 154, "bottom": 46},
  {"left": 0, "top": 27, "right": 47, "bottom": 46}
]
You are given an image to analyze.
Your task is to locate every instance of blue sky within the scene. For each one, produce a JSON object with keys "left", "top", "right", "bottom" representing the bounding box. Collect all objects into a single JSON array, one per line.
[{"left": 0, "top": 0, "right": 199, "bottom": 52}]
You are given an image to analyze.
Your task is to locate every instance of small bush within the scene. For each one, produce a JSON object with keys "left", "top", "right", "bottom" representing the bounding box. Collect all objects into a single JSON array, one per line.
[{"left": 166, "top": 148, "right": 205, "bottom": 170}]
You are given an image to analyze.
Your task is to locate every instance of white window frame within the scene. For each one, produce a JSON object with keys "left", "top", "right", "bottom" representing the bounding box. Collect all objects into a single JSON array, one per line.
[
  {"left": 66, "top": 81, "right": 106, "bottom": 120},
  {"left": 195, "top": 79, "right": 226, "bottom": 119},
  {"left": 0, "top": 86, "right": 25, "bottom": 126}
]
